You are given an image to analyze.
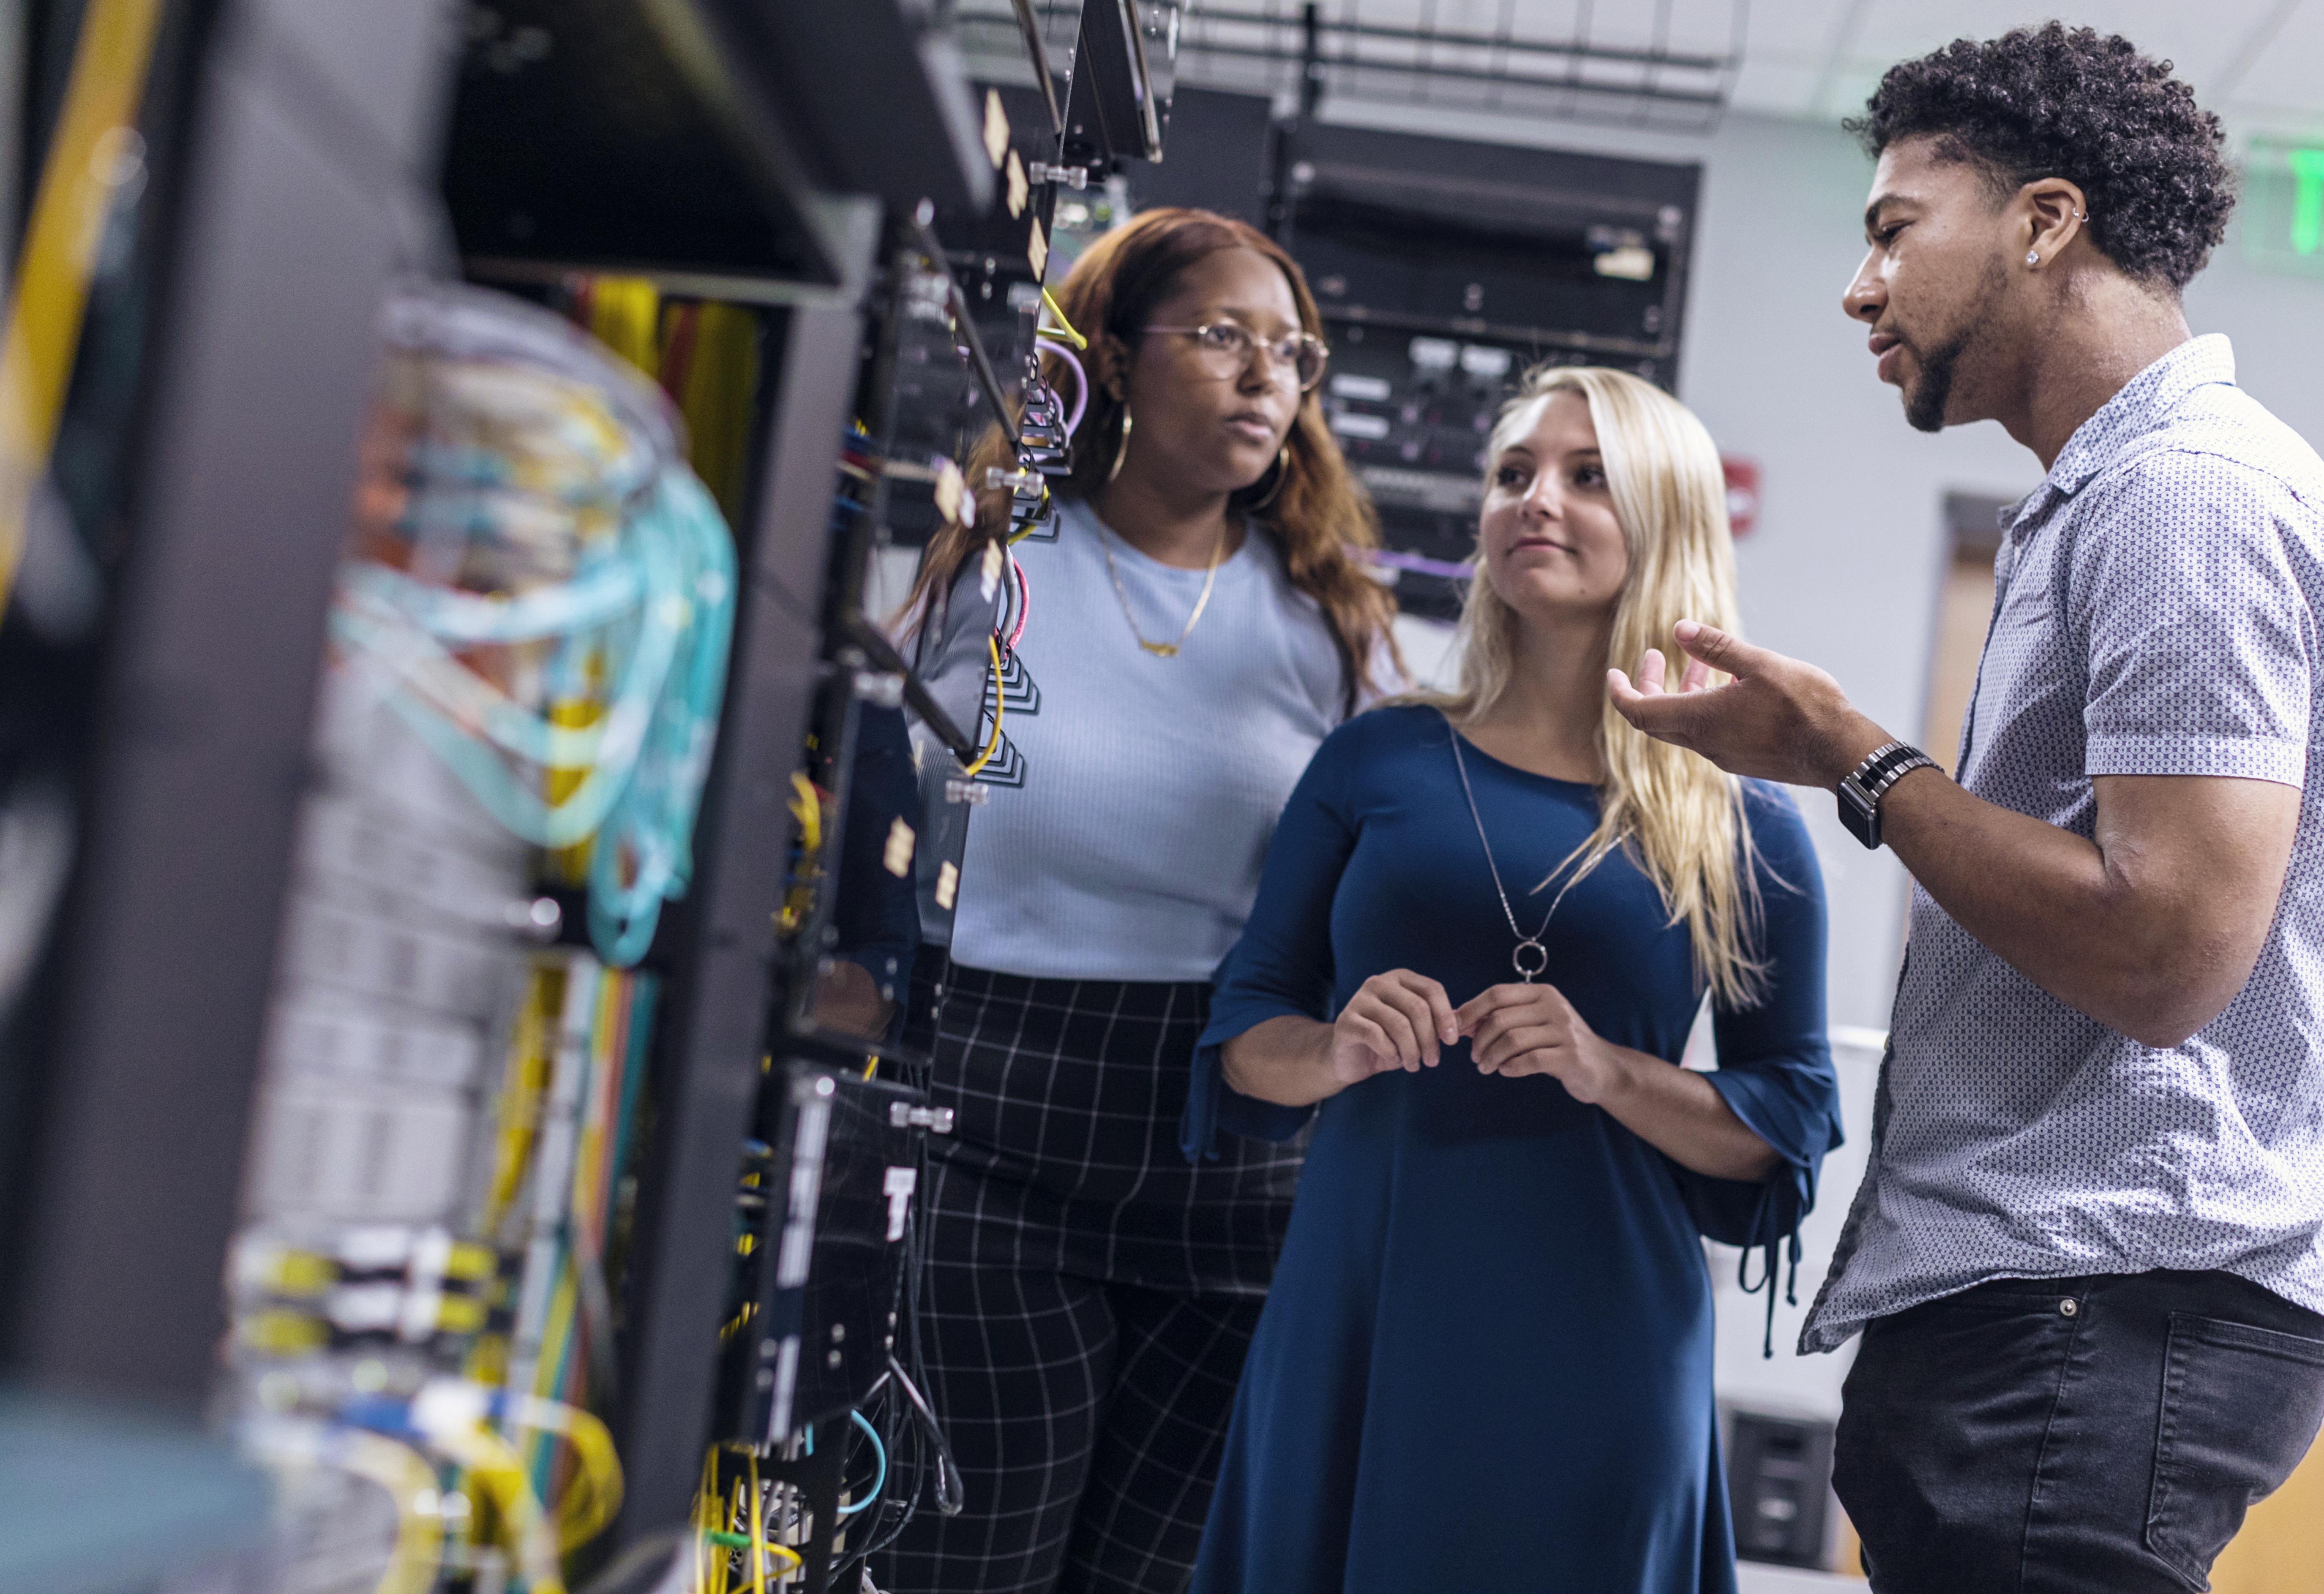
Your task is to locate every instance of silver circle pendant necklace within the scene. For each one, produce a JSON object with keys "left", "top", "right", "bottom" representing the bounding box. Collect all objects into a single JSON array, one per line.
[{"left": 1447, "top": 718, "right": 1558, "bottom": 983}]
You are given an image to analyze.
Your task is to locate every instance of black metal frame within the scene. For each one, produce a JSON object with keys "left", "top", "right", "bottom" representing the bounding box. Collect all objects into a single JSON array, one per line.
[
  {"left": 608, "top": 249, "right": 878, "bottom": 1545},
  {"left": 5, "top": 0, "right": 462, "bottom": 1406},
  {"left": 1062, "top": 0, "right": 1166, "bottom": 165},
  {"left": 1007, "top": 0, "right": 1068, "bottom": 140}
]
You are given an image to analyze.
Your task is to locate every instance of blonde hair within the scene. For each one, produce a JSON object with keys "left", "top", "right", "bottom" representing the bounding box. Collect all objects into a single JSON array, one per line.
[{"left": 1408, "top": 365, "right": 1767, "bottom": 1007}]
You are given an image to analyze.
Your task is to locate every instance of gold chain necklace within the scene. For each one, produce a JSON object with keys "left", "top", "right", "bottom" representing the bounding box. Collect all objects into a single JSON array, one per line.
[{"left": 1096, "top": 518, "right": 1225, "bottom": 658}]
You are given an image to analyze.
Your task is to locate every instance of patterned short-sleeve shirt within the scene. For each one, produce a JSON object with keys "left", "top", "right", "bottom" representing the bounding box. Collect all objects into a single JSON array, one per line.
[{"left": 1803, "top": 335, "right": 2324, "bottom": 1353}]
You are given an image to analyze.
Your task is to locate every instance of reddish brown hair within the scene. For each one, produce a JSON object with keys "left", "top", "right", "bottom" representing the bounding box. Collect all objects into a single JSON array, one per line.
[{"left": 908, "top": 207, "right": 1398, "bottom": 709}]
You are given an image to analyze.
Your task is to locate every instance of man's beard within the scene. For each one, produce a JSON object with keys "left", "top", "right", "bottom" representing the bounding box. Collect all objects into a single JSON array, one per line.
[
  {"left": 1903, "top": 326, "right": 1969, "bottom": 432},
  {"left": 1901, "top": 258, "right": 2007, "bottom": 434}
]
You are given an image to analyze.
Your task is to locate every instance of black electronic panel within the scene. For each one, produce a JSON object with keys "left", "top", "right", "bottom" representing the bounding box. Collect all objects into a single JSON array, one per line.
[
  {"left": 1283, "top": 125, "right": 1700, "bottom": 617},
  {"left": 1727, "top": 1409, "right": 1837, "bottom": 1569},
  {"left": 1312, "top": 321, "right": 1508, "bottom": 618},
  {"left": 1284, "top": 121, "right": 1698, "bottom": 362},
  {"left": 720, "top": 1, "right": 993, "bottom": 217},
  {"left": 780, "top": 657, "right": 974, "bottom": 1070},
  {"left": 724, "top": 1062, "right": 942, "bottom": 1445},
  {"left": 1126, "top": 85, "right": 1273, "bottom": 228}
]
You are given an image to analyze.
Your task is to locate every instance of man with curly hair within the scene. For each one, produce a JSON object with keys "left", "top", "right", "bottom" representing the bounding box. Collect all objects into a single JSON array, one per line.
[{"left": 1609, "top": 23, "right": 2324, "bottom": 1591}]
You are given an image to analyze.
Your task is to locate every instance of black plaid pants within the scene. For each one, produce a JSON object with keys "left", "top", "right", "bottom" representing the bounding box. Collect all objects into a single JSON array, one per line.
[{"left": 876, "top": 960, "right": 1303, "bottom": 1594}]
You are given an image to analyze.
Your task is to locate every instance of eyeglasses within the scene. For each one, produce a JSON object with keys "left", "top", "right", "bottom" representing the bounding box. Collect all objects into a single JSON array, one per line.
[{"left": 1142, "top": 322, "right": 1329, "bottom": 392}]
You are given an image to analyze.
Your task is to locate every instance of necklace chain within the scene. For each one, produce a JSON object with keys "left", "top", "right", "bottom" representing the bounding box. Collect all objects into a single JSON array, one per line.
[
  {"left": 1447, "top": 717, "right": 1557, "bottom": 983},
  {"left": 1096, "top": 518, "right": 1225, "bottom": 658}
]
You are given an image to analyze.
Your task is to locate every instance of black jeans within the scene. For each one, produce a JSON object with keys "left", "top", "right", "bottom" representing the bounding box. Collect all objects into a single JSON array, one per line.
[{"left": 1836, "top": 1270, "right": 2324, "bottom": 1593}]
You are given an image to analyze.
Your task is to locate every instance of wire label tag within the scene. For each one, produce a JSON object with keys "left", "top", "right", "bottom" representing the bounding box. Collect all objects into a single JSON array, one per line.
[
  {"left": 983, "top": 90, "right": 1010, "bottom": 169},
  {"left": 882, "top": 1166, "right": 918, "bottom": 1242}
]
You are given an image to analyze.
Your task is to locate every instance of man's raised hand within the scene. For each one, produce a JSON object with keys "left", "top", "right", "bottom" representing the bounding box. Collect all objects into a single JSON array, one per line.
[{"left": 1607, "top": 619, "right": 1882, "bottom": 788}]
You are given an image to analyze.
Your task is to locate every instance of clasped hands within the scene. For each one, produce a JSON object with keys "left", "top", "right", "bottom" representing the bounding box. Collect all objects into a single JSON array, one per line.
[{"left": 1329, "top": 969, "right": 1625, "bottom": 1104}]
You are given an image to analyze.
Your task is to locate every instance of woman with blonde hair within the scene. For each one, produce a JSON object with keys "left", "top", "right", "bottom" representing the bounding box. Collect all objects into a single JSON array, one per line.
[{"left": 1183, "top": 366, "right": 1844, "bottom": 1592}]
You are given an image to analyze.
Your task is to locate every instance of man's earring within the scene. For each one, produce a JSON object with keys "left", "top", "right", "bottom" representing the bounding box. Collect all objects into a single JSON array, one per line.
[{"left": 2026, "top": 250, "right": 2040, "bottom": 266}]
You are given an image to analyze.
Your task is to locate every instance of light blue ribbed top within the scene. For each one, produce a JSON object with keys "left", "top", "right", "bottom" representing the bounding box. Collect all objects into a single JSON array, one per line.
[{"left": 950, "top": 498, "right": 1349, "bottom": 982}]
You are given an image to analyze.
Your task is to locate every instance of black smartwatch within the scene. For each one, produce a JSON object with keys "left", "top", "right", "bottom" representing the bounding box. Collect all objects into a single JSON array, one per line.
[{"left": 1836, "top": 740, "right": 1937, "bottom": 850}]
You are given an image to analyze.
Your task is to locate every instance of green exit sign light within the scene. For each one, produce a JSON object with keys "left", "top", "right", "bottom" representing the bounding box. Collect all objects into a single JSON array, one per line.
[{"left": 2245, "top": 138, "right": 2324, "bottom": 277}]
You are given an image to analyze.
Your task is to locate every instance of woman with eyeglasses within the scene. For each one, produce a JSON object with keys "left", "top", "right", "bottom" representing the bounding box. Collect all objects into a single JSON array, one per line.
[{"left": 877, "top": 208, "right": 1399, "bottom": 1594}]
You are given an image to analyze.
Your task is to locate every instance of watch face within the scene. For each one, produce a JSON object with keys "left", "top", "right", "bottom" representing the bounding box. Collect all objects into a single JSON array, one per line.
[{"left": 1837, "top": 781, "right": 1879, "bottom": 848}]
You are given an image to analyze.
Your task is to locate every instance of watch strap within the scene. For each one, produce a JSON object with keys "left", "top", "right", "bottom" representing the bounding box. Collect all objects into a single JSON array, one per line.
[
  {"left": 1837, "top": 741, "right": 1937, "bottom": 849},
  {"left": 1863, "top": 747, "right": 1936, "bottom": 800},
  {"left": 1845, "top": 740, "right": 1910, "bottom": 789}
]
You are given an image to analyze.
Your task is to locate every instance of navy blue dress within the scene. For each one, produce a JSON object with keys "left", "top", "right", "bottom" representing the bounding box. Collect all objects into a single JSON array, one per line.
[{"left": 1182, "top": 704, "right": 1843, "bottom": 1594}]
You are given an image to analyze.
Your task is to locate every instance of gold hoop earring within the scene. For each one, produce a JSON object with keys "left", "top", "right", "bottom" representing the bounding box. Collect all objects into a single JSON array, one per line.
[
  {"left": 1246, "top": 445, "right": 1290, "bottom": 512},
  {"left": 1109, "top": 410, "right": 1134, "bottom": 483}
]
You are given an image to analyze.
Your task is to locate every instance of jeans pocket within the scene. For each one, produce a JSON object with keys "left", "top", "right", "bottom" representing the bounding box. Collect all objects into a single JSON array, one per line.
[{"left": 2145, "top": 1313, "right": 2324, "bottom": 1590}]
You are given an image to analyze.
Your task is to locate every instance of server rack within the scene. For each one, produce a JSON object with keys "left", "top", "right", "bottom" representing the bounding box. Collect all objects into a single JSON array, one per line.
[
  {"left": 0, "top": 1, "right": 469, "bottom": 1578},
  {"left": 5, "top": 0, "right": 471, "bottom": 1413},
  {"left": 3, "top": 2, "right": 1184, "bottom": 1589},
  {"left": 1287, "top": 121, "right": 1701, "bottom": 618}
]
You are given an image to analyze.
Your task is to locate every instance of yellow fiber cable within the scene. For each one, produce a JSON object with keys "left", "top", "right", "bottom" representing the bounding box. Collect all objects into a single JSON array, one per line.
[
  {"left": 587, "top": 277, "right": 663, "bottom": 379},
  {"left": 570, "top": 970, "right": 623, "bottom": 1247},
  {"left": 684, "top": 1447, "right": 802, "bottom": 1592},
  {"left": 336, "top": 1432, "right": 446, "bottom": 1594},
  {"left": 0, "top": 0, "right": 166, "bottom": 614},
  {"left": 505, "top": 1390, "right": 625, "bottom": 1553},
  {"left": 1038, "top": 287, "right": 1087, "bottom": 349},
  {"left": 788, "top": 771, "right": 822, "bottom": 853},
  {"left": 524, "top": 1265, "right": 580, "bottom": 1504},
  {"left": 679, "top": 301, "right": 760, "bottom": 522},
  {"left": 694, "top": 1448, "right": 719, "bottom": 1594},
  {"left": 745, "top": 1450, "right": 768, "bottom": 1594},
  {"left": 483, "top": 964, "right": 565, "bottom": 1234},
  {"left": 958, "top": 635, "right": 1006, "bottom": 779},
  {"left": 247, "top": 1422, "right": 447, "bottom": 1594},
  {"left": 1005, "top": 482, "right": 1053, "bottom": 544},
  {"left": 430, "top": 1419, "right": 565, "bottom": 1594}
]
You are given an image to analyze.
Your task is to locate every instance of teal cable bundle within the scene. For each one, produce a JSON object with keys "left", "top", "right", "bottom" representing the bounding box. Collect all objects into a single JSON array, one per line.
[
  {"left": 586, "top": 469, "right": 736, "bottom": 965},
  {"left": 333, "top": 518, "right": 684, "bottom": 811},
  {"left": 331, "top": 466, "right": 734, "bottom": 965},
  {"left": 329, "top": 283, "right": 739, "bottom": 967}
]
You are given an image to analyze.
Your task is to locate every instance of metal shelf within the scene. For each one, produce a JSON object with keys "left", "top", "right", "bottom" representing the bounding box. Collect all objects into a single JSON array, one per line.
[
  {"left": 1174, "top": 0, "right": 1746, "bottom": 133},
  {"left": 444, "top": 0, "right": 999, "bottom": 286},
  {"left": 443, "top": 0, "right": 854, "bottom": 284}
]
